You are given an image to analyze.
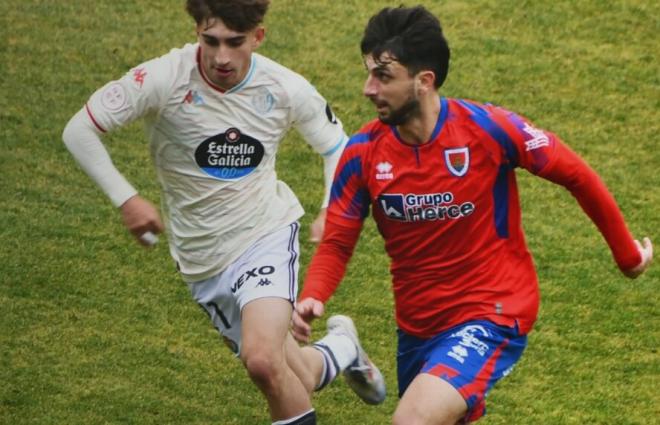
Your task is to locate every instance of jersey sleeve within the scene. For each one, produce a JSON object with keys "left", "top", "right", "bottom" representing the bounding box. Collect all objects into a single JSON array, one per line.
[
  {"left": 326, "top": 133, "right": 372, "bottom": 228},
  {"left": 488, "top": 105, "right": 641, "bottom": 271},
  {"left": 290, "top": 79, "right": 348, "bottom": 207},
  {"left": 300, "top": 219, "right": 362, "bottom": 302},
  {"left": 300, "top": 132, "right": 372, "bottom": 301},
  {"left": 85, "top": 54, "right": 173, "bottom": 133}
]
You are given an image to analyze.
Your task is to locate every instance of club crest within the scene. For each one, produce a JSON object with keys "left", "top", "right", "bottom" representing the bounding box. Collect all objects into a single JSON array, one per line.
[{"left": 444, "top": 147, "right": 470, "bottom": 177}]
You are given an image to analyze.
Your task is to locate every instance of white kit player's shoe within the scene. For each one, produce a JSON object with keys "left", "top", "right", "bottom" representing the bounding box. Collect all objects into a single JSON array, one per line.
[{"left": 327, "top": 315, "right": 386, "bottom": 405}]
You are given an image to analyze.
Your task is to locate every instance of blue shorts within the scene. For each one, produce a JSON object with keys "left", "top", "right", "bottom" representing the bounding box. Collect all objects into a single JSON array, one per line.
[{"left": 397, "top": 320, "right": 527, "bottom": 422}]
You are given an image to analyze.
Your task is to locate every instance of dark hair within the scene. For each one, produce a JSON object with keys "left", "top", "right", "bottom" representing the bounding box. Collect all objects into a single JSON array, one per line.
[
  {"left": 185, "top": 0, "right": 270, "bottom": 32},
  {"left": 361, "top": 5, "right": 450, "bottom": 88}
]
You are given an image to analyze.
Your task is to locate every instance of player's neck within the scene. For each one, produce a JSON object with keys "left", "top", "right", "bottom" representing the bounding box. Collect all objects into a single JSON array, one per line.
[{"left": 397, "top": 93, "right": 441, "bottom": 145}]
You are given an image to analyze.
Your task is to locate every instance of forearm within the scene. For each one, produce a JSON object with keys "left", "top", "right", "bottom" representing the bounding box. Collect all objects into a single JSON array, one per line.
[
  {"left": 62, "top": 108, "right": 137, "bottom": 207},
  {"left": 539, "top": 142, "right": 641, "bottom": 270},
  {"left": 320, "top": 135, "right": 348, "bottom": 208},
  {"left": 300, "top": 218, "right": 361, "bottom": 302}
]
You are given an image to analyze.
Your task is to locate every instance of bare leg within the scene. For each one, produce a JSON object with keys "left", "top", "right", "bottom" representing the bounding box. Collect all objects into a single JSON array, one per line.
[
  {"left": 392, "top": 373, "right": 467, "bottom": 425},
  {"left": 240, "top": 298, "right": 315, "bottom": 421}
]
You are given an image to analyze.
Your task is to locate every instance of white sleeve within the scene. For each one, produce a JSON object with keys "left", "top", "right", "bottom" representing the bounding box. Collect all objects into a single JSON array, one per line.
[
  {"left": 62, "top": 108, "right": 137, "bottom": 207},
  {"left": 63, "top": 54, "right": 173, "bottom": 207},
  {"left": 291, "top": 81, "right": 348, "bottom": 207},
  {"left": 85, "top": 57, "right": 169, "bottom": 133}
]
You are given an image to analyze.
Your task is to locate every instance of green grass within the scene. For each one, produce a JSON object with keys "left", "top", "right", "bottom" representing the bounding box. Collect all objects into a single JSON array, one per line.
[{"left": 1, "top": 0, "right": 658, "bottom": 424}]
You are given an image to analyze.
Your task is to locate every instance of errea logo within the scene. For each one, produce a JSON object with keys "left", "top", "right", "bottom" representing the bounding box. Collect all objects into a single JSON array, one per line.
[{"left": 376, "top": 162, "right": 393, "bottom": 180}]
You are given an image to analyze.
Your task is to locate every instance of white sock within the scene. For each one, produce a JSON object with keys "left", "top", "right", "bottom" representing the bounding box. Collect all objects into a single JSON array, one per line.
[{"left": 312, "top": 333, "right": 358, "bottom": 389}]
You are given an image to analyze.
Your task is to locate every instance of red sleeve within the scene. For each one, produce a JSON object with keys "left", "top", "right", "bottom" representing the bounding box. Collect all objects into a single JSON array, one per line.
[
  {"left": 537, "top": 141, "right": 641, "bottom": 271},
  {"left": 300, "top": 217, "right": 362, "bottom": 302}
]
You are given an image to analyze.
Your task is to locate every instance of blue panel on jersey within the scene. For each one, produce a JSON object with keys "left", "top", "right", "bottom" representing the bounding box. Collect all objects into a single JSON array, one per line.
[
  {"left": 330, "top": 156, "right": 363, "bottom": 204},
  {"left": 493, "top": 164, "right": 510, "bottom": 238},
  {"left": 346, "top": 132, "right": 371, "bottom": 148},
  {"left": 459, "top": 100, "right": 519, "bottom": 167}
]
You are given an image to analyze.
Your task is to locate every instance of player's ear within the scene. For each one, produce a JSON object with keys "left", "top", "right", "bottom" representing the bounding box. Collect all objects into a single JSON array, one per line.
[
  {"left": 253, "top": 26, "right": 266, "bottom": 49},
  {"left": 416, "top": 70, "right": 436, "bottom": 94}
]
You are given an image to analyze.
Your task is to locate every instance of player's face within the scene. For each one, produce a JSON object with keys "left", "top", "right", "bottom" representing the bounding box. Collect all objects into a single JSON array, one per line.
[
  {"left": 363, "top": 53, "right": 420, "bottom": 126},
  {"left": 197, "top": 18, "right": 265, "bottom": 91}
]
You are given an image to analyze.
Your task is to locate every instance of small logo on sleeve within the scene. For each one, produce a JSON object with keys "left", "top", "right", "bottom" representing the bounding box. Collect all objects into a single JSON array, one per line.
[
  {"left": 522, "top": 123, "right": 550, "bottom": 151},
  {"left": 100, "top": 83, "right": 126, "bottom": 111},
  {"left": 132, "top": 67, "right": 147, "bottom": 88}
]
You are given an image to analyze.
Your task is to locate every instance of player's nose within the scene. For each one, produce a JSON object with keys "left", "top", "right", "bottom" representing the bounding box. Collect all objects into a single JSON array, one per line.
[{"left": 363, "top": 75, "right": 379, "bottom": 98}]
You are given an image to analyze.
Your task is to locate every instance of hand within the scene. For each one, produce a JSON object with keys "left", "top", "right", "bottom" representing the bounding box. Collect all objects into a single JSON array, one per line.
[
  {"left": 291, "top": 298, "right": 325, "bottom": 343},
  {"left": 623, "top": 237, "right": 653, "bottom": 279},
  {"left": 120, "top": 195, "right": 164, "bottom": 248},
  {"left": 309, "top": 208, "right": 327, "bottom": 243}
]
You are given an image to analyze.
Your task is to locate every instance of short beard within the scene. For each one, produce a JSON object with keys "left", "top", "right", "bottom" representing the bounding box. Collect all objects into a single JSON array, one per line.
[
  {"left": 379, "top": 82, "right": 420, "bottom": 126},
  {"left": 379, "top": 97, "right": 421, "bottom": 126}
]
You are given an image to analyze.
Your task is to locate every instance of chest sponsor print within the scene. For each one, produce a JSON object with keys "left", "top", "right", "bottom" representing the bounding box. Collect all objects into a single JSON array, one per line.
[
  {"left": 378, "top": 192, "right": 475, "bottom": 223},
  {"left": 195, "top": 128, "right": 265, "bottom": 180}
]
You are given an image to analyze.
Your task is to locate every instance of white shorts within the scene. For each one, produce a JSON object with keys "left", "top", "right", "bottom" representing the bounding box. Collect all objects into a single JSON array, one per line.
[{"left": 187, "top": 222, "right": 300, "bottom": 355}]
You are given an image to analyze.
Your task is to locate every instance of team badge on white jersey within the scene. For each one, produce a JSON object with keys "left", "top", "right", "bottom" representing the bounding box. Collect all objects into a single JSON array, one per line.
[{"left": 444, "top": 147, "right": 470, "bottom": 177}]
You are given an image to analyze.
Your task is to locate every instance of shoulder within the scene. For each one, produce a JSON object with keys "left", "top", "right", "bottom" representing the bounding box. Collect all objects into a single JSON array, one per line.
[
  {"left": 252, "top": 53, "right": 316, "bottom": 103},
  {"left": 347, "top": 120, "right": 388, "bottom": 149},
  {"left": 124, "top": 43, "right": 197, "bottom": 93}
]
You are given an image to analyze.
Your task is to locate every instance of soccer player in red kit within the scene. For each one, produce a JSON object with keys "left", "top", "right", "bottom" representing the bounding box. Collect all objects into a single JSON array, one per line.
[{"left": 292, "top": 5, "right": 653, "bottom": 424}]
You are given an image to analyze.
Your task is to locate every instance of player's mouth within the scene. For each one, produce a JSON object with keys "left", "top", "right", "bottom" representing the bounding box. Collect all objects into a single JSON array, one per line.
[
  {"left": 214, "top": 67, "right": 234, "bottom": 78},
  {"left": 373, "top": 101, "right": 389, "bottom": 113}
]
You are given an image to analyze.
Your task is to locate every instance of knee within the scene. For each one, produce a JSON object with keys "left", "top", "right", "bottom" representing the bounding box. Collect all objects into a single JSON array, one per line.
[{"left": 242, "top": 350, "right": 285, "bottom": 391}]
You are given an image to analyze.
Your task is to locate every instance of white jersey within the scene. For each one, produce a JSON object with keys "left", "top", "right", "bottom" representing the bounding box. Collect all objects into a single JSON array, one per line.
[{"left": 83, "top": 43, "right": 347, "bottom": 282}]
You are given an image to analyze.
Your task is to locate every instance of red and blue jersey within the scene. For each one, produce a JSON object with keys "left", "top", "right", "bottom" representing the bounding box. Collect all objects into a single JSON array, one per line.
[{"left": 301, "top": 97, "right": 641, "bottom": 338}]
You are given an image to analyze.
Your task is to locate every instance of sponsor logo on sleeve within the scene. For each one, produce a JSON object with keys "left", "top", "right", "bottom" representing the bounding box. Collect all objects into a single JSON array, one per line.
[
  {"left": 325, "top": 103, "right": 338, "bottom": 124},
  {"left": 195, "top": 128, "right": 265, "bottom": 181},
  {"left": 522, "top": 123, "right": 550, "bottom": 151},
  {"left": 378, "top": 192, "right": 475, "bottom": 223},
  {"left": 100, "top": 83, "right": 127, "bottom": 111},
  {"left": 132, "top": 67, "right": 147, "bottom": 88},
  {"left": 444, "top": 147, "right": 470, "bottom": 177}
]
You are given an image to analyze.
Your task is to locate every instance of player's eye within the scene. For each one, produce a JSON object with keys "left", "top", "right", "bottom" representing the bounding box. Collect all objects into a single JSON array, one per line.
[
  {"left": 226, "top": 37, "right": 246, "bottom": 48},
  {"left": 202, "top": 36, "right": 219, "bottom": 47}
]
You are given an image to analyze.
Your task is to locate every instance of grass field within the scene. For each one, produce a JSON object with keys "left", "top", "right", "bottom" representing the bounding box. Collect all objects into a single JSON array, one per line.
[{"left": 1, "top": 0, "right": 658, "bottom": 424}]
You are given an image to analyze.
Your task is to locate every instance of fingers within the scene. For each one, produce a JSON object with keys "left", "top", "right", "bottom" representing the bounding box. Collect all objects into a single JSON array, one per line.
[
  {"left": 641, "top": 237, "right": 653, "bottom": 260},
  {"left": 623, "top": 237, "right": 653, "bottom": 279},
  {"left": 120, "top": 195, "right": 164, "bottom": 248},
  {"left": 291, "top": 298, "right": 325, "bottom": 343},
  {"left": 291, "top": 311, "right": 311, "bottom": 343}
]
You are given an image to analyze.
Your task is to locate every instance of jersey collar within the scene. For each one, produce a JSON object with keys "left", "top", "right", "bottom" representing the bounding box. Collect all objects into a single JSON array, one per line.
[
  {"left": 196, "top": 46, "right": 257, "bottom": 95},
  {"left": 391, "top": 97, "right": 448, "bottom": 146}
]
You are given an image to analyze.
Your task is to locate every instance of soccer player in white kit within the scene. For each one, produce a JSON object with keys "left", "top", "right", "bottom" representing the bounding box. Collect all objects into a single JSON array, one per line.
[{"left": 61, "top": 1, "right": 385, "bottom": 423}]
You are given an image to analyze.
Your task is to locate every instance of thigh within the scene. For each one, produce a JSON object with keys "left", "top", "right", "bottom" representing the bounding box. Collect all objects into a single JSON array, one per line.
[
  {"left": 240, "top": 297, "right": 293, "bottom": 356},
  {"left": 188, "top": 222, "right": 301, "bottom": 356},
  {"left": 394, "top": 373, "right": 466, "bottom": 425}
]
